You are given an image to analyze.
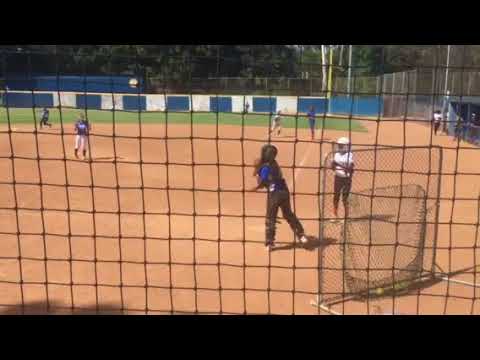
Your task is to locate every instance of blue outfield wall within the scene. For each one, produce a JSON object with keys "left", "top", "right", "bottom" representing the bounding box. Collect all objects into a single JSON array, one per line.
[
  {"left": 76, "top": 94, "right": 102, "bottom": 110},
  {"left": 329, "top": 96, "right": 383, "bottom": 117},
  {"left": 1, "top": 91, "right": 385, "bottom": 118},
  {"left": 298, "top": 98, "right": 328, "bottom": 114},
  {"left": 253, "top": 97, "right": 277, "bottom": 113},
  {"left": 210, "top": 96, "right": 232, "bottom": 113},
  {"left": 123, "top": 95, "right": 147, "bottom": 111},
  {"left": 6, "top": 75, "right": 144, "bottom": 94},
  {"left": 3, "top": 92, "right": 54, "bottom": 108},
  {"left": 167, "top": 96, "right": 190, "bottom": 112}
]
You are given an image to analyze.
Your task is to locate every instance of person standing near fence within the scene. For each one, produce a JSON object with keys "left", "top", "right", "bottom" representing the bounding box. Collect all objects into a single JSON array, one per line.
[
  {"left": 307, "top": 106, "right": 316, "bottom": 140},
  {"left": 432, "top": 110, "right": 442, "bottom": 136},
  {"left": 454, "top": 117, "right": 468, "bottom": 142},
  {"left": 330, "top": 137, "right": 354, "bottom": 220},
  {"left": 74, "top": 113, "right": 91, "bottom": 160}
]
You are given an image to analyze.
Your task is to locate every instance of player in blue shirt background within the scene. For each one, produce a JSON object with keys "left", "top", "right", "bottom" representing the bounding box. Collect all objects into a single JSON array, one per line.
[
  {"left": 40, "top": 107, "right": 52, "bottom": 129},
  {"left": 252, "top": 144, "right": 308, "bottom": 250},
  {"left": 307, "top": 106, "right": 316, "bottom": 140},
  {"left": 74, "top": 113, "right": 91, "bottom": 160}
]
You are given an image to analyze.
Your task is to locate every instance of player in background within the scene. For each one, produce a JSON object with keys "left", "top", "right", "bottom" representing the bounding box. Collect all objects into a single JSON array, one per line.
[
  {"left": 307, "top": 106, "right": 316, "bottom": 140},
  {"left": 270, "top": 110, "right": 282, "bottom": 136},
  {"left": 432, "top": 110, "right": 442, "bottom": 136},
  {"left": 453, "top": 116, "right": 468, "bottom": 142},
  {"left": 40, "top": 107, "right": 52, "bottom": 129},
  {"left": 74, "top": 113, "right": 91, "bottom": 160},
  {"left": 472, "top": 112, "right": 480, "bottom": 126},
  {"left": 252, "top": 144, "right": 308, "bottom": 250},
  {"left": 330, "top": 137, "right": 354, "bottom": 219}
]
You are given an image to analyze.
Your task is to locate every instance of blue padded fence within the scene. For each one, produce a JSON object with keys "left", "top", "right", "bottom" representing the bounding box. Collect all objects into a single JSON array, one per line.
[
  {"left": 298, "top": 97, "right": 328, "bottom": 114},
  {"left": 329, "top": 96, "right": 383, "bottom": 117},
  {"left": 253, "top": 97, "right": 277, "bottom": 113},
  {"left": 123, "top": 95, "right": 147, "bottom": 111},
  {"left": 76, "top": 94, "right": 102, "bottom": 110},
  {"left": 6, "top": 75, "right": 144, "bottom": 94},
  {"left": 210, "top": 96, "right": 232, "bottom": 113},
  {"left": 2, "top": 92, "right": 54, "bottom": 108},
  {"left": 166, "top": 96, "right": 190, "bottom": 112}
]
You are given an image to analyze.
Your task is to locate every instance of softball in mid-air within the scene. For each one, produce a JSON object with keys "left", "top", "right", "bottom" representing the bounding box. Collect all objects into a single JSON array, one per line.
[{"left": 375, "top": 288, "right": 384, "bottom": 296}]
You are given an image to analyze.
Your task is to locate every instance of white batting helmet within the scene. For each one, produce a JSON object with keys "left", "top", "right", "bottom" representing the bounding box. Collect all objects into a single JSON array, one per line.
[{"left": 337, "top": 137, "right": 350, "bottom": 145}]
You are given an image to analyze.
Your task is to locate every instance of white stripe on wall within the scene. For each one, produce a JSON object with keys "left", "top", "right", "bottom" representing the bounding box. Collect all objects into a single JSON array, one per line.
[
  {"left": 192, "top": 95, "right": 210, "bottom": 112},
  {"left": 146, "top": 94, "right": 166, "bottom": 111},
  {"left": 277, "top": 96, "right": 298, "bottom": 115}
]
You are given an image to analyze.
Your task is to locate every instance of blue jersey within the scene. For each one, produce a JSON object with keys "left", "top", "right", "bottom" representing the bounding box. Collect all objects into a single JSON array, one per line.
[
  {"left": 42, "top": 109, "right": 49, "bottom": 120},
  {"left": 75, "top": 120, "right": 89, "bottom": 136},
  {"left": 259, "top": 164, "right": 287, "bottom": 192},
  {"left": 307, "top": 110, "right": 316, "bottom": 120}
]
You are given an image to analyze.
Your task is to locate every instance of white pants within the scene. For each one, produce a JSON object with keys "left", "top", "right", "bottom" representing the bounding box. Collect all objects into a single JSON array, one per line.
[
  {"left": 75, "top": 135, "right": 89, "bottom": 152},
  {"left": 271, "top": 121, "right": 282, "bottom": 133}
]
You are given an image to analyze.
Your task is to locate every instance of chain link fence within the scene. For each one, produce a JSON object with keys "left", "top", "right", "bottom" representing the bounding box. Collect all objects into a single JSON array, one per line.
[
  {"left": 148, "top": 77, "right": 327, "bottom": 96},
  {"left": 380, "top": 68, "right": 480, "bottom": 120}
]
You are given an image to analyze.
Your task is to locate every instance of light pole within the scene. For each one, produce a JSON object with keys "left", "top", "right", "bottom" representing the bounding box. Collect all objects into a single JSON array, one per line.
[
  {"left": 347, "top": 45, "right": 353, "bottom": 97},
  {"left": 442, "top": 45, "right": 451, "bottom": 133}
]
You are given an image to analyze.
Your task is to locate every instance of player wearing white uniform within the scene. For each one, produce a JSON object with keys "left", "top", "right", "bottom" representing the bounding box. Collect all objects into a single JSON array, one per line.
[
  {"left": 74, "top": 113, "right": 91, "bottom": 160},
  {"left": 270, "top": 111, "right": 282, "bottom": 136},
  {"left": 432, "top": 110, "right": 442, "bottom": 136},
  {"left": 331, "top": 137, "right": 354, "bottom": 219}
]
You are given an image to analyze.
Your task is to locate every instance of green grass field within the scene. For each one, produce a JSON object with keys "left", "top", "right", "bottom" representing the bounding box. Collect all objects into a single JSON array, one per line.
[{"left": 0, "top": 108, "right": 367, "bottom": 132}]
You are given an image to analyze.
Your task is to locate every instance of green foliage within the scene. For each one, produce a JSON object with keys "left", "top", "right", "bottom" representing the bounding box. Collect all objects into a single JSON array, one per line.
[{"left": 2, "top": 45, "right": 479, "bottom": 84}]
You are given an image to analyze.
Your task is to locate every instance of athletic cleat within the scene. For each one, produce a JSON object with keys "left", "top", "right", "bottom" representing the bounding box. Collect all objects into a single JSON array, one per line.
[{"left": 265, "top": 241, "right": 275, "bottom": 250}]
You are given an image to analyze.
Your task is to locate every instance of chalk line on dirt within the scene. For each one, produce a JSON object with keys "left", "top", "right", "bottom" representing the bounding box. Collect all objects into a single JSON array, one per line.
[{"left": 289, "top": 142, "right": 315, "bottom": 190}]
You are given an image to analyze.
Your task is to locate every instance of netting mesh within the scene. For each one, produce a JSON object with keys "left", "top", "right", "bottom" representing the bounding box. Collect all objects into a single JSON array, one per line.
[
  {"left": 2, "top": 45, "right": 480, "bottom": 315},
  {"left": 345, "top": 185, "right": 428, "bottom": 293},
  {"left": 319, "top": 147, "right": 441, "bottom": 305}
]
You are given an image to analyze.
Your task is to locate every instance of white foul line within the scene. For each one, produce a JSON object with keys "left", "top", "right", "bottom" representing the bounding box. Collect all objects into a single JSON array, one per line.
[{"left": 289, "top": 143, "right": 314, "bottom": 189}]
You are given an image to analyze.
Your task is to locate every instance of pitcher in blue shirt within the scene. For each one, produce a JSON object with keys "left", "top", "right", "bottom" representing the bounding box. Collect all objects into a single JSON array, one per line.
[
  {"left": 74, "top": 113, "right": 91, "bottom": 160},
  {"left": 251, "top": 144, "right": 308, "bottom": 250},
  {"left": 307, "top": 106, "right": 316, "bottom": 141}
]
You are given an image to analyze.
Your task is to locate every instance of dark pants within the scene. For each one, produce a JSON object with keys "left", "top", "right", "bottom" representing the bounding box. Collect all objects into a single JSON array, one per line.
[
  {"left": 454, "top": 125, "right": 467, "bottom": 141},
  {"left": 334, "top": 176, "right": 352, "bottom": 209},
  {"left": 266, "top": 190, "right": 304, "bottom": 244},
  {"left": 433, "top": 122, "right": 440, "bottom": 135},
  {"left": 40, "top": 117, "right": 50, "bottom": 127}
]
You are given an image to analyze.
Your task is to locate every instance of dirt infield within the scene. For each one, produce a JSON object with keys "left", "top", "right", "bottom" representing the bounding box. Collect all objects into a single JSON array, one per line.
[{"left": 0, "top": 118, "right": 479, "bottom": 314}]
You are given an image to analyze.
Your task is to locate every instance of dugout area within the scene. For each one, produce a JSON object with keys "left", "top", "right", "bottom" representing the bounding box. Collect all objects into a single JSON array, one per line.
[{"left": 447, "top": 99, "right": 480, "bottom": 145}]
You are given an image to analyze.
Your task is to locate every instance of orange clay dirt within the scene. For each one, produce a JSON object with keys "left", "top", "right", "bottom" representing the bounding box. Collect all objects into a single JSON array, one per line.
[{"left": 0, "top": 118, "right": 479, "bottom": 315}]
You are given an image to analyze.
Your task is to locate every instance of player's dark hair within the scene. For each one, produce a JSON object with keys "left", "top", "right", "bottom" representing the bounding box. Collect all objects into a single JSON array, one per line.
[{"left": 261, "top": 144, "right": 278, "bottom": 164}]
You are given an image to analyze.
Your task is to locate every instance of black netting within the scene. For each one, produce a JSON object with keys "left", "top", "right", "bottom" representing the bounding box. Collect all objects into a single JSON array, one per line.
[{"left": 1, "top": 45, "right": 480, "bottom": 315}]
